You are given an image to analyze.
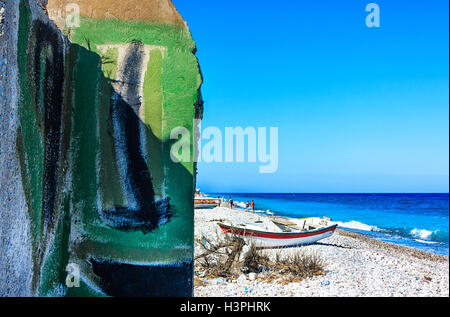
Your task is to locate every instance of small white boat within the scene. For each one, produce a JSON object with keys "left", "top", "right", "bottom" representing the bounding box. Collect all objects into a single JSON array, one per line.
[
  {"left": 194, "top": 196, "right": 220, "bottom": 209},
  {"left": 217, "top": 217, "right": 337, "bottom": 247}
]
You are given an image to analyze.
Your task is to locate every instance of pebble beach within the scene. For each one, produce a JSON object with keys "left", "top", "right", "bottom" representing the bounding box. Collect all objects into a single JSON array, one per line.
[{"left": 194, "top": 206, "right": 449, "bottom": 297}]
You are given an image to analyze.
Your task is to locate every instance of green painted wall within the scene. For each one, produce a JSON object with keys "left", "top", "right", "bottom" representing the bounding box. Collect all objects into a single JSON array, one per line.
[{"left": 13, "top": 0, "right": 201, "bottom": 296}]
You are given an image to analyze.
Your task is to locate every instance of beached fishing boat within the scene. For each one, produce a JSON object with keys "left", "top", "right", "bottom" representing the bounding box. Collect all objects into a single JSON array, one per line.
[
  {"left": 195, "top": 197, "right": 220, "bottom": 209},
  {"left": 194, "top": 192, "right": 220, "bottom": 209},
  {"left": 194, "top": 189, "right": 220, "bottom": 209},
  {"left": 217, "top": 217, "right": 337, "bottom": 247}
]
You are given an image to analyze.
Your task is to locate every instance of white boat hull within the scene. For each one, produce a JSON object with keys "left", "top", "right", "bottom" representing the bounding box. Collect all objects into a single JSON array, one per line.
[
  {"left": 218, "top": 223, "right": 337, "bottom": 248},
  {"left": 241, "top": 229, "right": 335, "bottom": 247}
]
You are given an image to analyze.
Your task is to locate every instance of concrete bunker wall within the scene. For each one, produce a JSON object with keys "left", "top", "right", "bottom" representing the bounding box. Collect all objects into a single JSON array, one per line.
[{"left": 0, "top": 0, "right": 202, "bottom": 296}]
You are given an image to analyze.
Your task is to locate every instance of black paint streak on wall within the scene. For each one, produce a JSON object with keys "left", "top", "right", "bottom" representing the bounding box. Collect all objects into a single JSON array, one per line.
[
  {"left": 90, "top": 258, "right": 193, "bottom": 297},
  {"left": 99, "top": 41, "right": 173, "bottom": 234},
  {"left": 32, "top": 20, "right": 65, "bottom": 231},
  {"left": 100, "top": 94, "right": 173, "bottom": 233},
  {"left": 117, "top": 41, "right": 145, "bottom": 114}
]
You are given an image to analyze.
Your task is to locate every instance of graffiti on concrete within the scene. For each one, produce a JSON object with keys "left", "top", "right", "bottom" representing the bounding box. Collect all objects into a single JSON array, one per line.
[{"left": 1, "top": 0, "right": 202, "bottom": 297}]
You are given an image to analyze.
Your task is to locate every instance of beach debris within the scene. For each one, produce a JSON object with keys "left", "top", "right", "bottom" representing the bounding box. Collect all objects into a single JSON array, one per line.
[
  {"left": 237, "top": 275, "right": 247, "bottom": 283},
  {"left": 194, "top": 278, "right": 207, "bottom": 287},
  {"left": 248, "top": 273, "right": 258, "bottom": 281},
  {"left": 321, "top": 281, "right": 330, "bottom": 286},
  {"left": 212, "top": 278, "right": 225, "bottom": 285}
]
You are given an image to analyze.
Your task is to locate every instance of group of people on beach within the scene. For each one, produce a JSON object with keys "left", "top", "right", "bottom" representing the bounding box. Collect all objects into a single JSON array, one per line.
[
  {"left": 217, "top": 196, "right": 255, "bottom": 212},
  {"left": 245, "top": 200, "right": 255, "bottom": 212}
]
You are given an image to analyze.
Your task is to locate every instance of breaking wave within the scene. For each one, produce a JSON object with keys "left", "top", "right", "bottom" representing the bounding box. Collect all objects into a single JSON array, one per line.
[
  {"left": 332, "top": 220, "right": 381, "bottom": 232},
  {"left": 333, "top": 221, "right": 448, "bottom": 244},
  {"left": 410, "top": 228, "right": 434, "bottom": 240},
  {"left": 409, "top": 228, "right": 448, "bottom": 243}
]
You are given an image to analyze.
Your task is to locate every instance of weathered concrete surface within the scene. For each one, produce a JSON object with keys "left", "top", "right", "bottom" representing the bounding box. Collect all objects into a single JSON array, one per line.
[
  {"left": 47, "top": 0, "right": 185, "bottom": 28},
  {"left": 0, "top": 0, "right": 33, "bottom": 297}
]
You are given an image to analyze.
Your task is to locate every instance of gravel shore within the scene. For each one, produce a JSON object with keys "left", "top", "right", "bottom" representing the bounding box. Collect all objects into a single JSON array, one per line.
[{"left": 194, "top": 207, "right": 449, "bottom": 297}]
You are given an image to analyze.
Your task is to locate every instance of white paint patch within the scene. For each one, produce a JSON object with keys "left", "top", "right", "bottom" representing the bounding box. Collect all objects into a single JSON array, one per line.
[{"left": 97, "top": 43, "right": 167, "bottom": 119}]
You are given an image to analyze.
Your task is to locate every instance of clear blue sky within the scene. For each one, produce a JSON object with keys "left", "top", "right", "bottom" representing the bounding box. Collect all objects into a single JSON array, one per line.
[{"left": 173, "top": 0, "right": 449, "bottom": 193}]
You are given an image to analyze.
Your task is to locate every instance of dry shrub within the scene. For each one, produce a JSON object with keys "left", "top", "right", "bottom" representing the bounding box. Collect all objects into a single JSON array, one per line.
[
  {"left": 279, "top": 251, "right": 325, "bottom": 282},
  {"left": 195, "top": 233, "right": 245, "bottom": 278},
  {"left": 195, "top": 234, "right": 326, "bottom": 283},
  {"left": 255, "top": 250, "right": 325, "bottom": 283},
  {"left": 242, "top": 243, "right": 271, "bottom": 273}
]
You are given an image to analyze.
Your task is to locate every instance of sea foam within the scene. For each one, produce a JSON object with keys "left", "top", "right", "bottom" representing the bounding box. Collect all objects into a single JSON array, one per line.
[
  {"left": 410, "top": 228, "right": 434, "bottom": 240},
  {"left": 332, "top": 220, "right": 381, "bottom": 232}
]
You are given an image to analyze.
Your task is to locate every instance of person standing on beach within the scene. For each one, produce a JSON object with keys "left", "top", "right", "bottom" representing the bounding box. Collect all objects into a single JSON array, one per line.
[
  {"left": 229, "top": 197, "right": 233, "bottom": 209},
  {"left": 217, "top": 196, "right": 221, "bottom": 207},
  {"left": 245, "top": 201, "right": 250, "bottom": 212},
  {"left": 251, "top": 200, "right": 255, "bottom": 212}
]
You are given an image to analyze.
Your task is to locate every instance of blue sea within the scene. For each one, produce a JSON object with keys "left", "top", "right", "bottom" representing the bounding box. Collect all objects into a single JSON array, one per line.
[{"left": 209, "top": 193, "right": 449, "bottom": 256}]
